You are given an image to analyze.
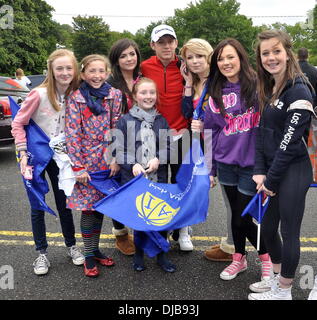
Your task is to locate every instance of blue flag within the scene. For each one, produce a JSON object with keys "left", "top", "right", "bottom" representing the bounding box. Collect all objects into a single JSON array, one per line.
[
  {"left": 88, "top": 170, "right": 121, "bottom": 195},
  {"left": 93, "top": 138, "right": 210, "bottom": 231},
  {"left": 310, "top": 184, "right": 317, "bottom": 187},
  {"left": 9, "top": 96, "right": 55, "bottom": 215},
  {"left": 192, "top": 80, "right": 209, "bottom": 121},
  {"left": 241, "top": 191, "right": 270, "bottom": 223}
]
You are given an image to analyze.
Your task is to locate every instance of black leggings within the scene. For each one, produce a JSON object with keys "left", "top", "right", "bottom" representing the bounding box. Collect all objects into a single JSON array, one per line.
[
  {"left": 261, "top": 158, "right": 312, "bottom": 278},
  {"left": 223, "top": 185, "right": 267, "bottom": 255}
]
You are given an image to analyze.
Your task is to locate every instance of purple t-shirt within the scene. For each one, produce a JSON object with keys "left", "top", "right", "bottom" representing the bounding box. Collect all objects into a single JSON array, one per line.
[{"left": 203, "top": 81, "right": 260, "bottom": 176}]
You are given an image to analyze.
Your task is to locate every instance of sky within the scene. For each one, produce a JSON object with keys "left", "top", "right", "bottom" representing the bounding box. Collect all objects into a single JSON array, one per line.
[{"left": 44, "top": 0, "right": 316, "bottom": 34}]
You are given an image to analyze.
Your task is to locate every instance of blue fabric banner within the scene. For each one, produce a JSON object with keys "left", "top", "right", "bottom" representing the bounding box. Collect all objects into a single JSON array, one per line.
[
  {"left": 88, "top": 170, "right": 121, "bottom": 195},
  {"left": 9, "top": 96, "right": 55, "bottom": 215},
  {"left": 93, "top": 138, "right": 210, "bottom": 232}
]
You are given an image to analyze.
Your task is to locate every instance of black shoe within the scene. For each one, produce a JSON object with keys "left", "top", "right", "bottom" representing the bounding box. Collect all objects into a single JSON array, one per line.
[
  {"left": 133, "top": 248, "right": 145, "bottom": 272},
  {"left": 156, "top": 252, "right": 176, "bottom": 273},
  {"left": 157, "top": 261, "right": 176, "bottom": 273},
  {"left": 133, "top": 263, "right": 146, "bottom": 272}
]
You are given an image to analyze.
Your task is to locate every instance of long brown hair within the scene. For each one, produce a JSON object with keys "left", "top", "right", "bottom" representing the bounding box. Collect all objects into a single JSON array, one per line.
[
  {"left": 108, "top": 39, "right": 141, "bottom": 90},
  {"left": 208, "top": 38, "right": 257, "bottom": 117},
  {"left": 255, "top": 29, "right": 306, "bottom": 112},
  {"left": 39, "top": 49, "right": 79, "bottom": 111}
]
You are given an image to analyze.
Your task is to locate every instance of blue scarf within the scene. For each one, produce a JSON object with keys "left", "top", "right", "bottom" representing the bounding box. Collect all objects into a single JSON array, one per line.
[{"left": 79, "top": 81, "right": 112, "bottom": 115}]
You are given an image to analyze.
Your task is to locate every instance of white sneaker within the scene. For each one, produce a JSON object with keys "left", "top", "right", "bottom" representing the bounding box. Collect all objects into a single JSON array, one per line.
[
  {"left": 68, "top": 245, "right": 85, "bottom": 265},
  {"left": 248, "top": 283, "right": 292, "bottom": 300},
  {"left": 33, "top": 254, "right": 50, "bottom": 275},
  {"left": 249, "top": 273, "right": 280, "bottom": 293},
  {"left": 178, "top": 227, "right": 193, "bottom": 251},
  {"left": 308, "top": 276, "right": 317, "bottom": 300}
]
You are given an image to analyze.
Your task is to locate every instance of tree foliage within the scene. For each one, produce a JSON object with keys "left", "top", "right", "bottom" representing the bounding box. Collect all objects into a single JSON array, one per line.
[
  {"left": 132, "top": 0, "right": 260, "bottom": 61},
  {"left": 0, "top": 0, "right": 316, "bottom": 75},
  {"left": 72, "top": 15, "right": 111, "bottom": 61},
  {"left": 0, "top": 0, "right": 56, "bottom": 76}
]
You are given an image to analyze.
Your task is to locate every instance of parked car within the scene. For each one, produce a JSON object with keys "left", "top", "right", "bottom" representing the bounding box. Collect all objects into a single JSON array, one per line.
[
  {"left": 0, "top": 76, "right": 29, "bottom": 145},
  {"left": 26, "top": 74, "right": 46, "bottom": 89}
]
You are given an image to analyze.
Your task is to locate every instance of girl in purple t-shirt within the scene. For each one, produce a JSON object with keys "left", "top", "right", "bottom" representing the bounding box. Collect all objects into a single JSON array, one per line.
[{"left": 197, "top": 38, "right": 272, "bottom": 284}]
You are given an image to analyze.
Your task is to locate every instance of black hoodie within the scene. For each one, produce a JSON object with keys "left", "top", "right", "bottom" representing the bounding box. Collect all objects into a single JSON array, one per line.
[{"left": 254, "top": 77, "right": 315, "bottom": 192}]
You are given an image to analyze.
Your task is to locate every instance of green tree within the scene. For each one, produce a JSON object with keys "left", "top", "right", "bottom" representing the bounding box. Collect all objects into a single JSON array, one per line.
[
  {"left": 108, "top": 30, "right": 135, "bottom": 50},
  {"left": 170, "top": 0, "right": 258, "bottom": 56},
  {"left": 133, "top": 0, "right": 259, "bottom": 61},
  {"left": 72, "top": 15, "right": 111, "bottom": 61},
  {"left": 269, "top": 22, "right": 313, "bottom": 51},
  {"left": 0, "top": 0, "right": 57, "bottom": 76},
  {"left": 53, "top": 23, "right": 74, "bottom": 50},
  {"left": 309, "top": 5, "right": 317, "bottom": 65}
]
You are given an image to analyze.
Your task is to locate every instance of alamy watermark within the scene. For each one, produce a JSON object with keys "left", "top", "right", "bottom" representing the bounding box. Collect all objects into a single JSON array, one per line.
[
  {"left": 0, "top": 265, "right": 14, "bottom": 290},
  {"left": 0, "top": 5, "right": 13, "bottom": 29},
  {"left": 98, "top": 126, "right": 214, "bottom": 175},
  {"left": 299, "top": 265, "right": 316, "bottom": 290}
]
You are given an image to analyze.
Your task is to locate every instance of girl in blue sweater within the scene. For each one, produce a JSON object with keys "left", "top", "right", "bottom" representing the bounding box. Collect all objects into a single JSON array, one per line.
[{"left": 116, "top": 77, "right": 175, "bottom": 272}]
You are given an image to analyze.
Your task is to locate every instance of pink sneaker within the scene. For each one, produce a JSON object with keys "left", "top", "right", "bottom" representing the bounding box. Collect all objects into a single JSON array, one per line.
[
  {"left": 258, "top": 253, "right": 273, "bottom": 281},
  {"left": 220, "top": 253, "right": 247, "bottom": 280}
]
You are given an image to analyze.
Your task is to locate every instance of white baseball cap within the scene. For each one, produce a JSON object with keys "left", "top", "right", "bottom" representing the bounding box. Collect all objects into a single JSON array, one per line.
[{"left": 151, "top": 24, "right": 177, "bottom": 42}]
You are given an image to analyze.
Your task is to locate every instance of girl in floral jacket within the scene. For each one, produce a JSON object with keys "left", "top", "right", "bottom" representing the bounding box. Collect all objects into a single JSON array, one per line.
[{"left": 65, "top": 54, "right": 122, "bottom": 277}]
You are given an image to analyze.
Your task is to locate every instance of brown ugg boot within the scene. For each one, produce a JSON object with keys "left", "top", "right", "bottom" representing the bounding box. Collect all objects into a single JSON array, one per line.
[
  {"left": 203, "top": 244, "right": 233, "bottom": 262},
  {"left": 112, "top": 227, "right": 135, "bottom": 255}
]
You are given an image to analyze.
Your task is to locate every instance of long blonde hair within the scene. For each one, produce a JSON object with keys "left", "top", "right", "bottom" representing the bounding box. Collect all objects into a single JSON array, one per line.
[
  {"left": 255, "top": 29, "right": 306, "bottom": 112},
  {"left": 180, "top": 38, "right": 213, "bottom": 94},
  {"left": 39, "top": 49, "right": 79, "bottom": 111}
]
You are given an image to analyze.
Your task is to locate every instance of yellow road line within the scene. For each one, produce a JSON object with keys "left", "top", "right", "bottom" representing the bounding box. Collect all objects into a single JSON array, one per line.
[
  {"left": 0, "top": 231, "right": 114, "bottom": 239},
  {"left": 1, "top": 231, "right": 317, "bottom": 243},
  {"left": 0, "top": 239, "right": 317, "bottom": 252},
  {"left": 0, "top": 240, "right": 114, "bottom": 248}
]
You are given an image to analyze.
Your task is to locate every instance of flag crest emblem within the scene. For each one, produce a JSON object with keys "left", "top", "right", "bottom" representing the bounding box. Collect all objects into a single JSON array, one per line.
[{"left": 136, "top": 192, "right": 180, "bottom": 226}]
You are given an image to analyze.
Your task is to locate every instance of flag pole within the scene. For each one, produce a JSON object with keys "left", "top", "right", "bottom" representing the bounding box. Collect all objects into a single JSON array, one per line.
[{"left": 257, "top": 192, "right": 261, "bottom": 251}]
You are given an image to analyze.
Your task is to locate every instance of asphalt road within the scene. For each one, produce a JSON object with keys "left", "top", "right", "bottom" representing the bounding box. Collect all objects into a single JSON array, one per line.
[{"left": 0, "top": 143, "right": 316, "bottom": 306}]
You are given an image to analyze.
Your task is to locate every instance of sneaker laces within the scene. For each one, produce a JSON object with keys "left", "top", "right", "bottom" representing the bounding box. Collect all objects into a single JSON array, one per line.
[
  {"left": 69, "top": 246, "right": 82, "bottom": 259},
  {"left": 33, "top": 254, "right": 50, "bottom": 268},
  {"left": 223, "top": 260, "right": 242, "bottom": 274},
  {"left": 256, "top": 257, "right": 272, "bottom": 279}
]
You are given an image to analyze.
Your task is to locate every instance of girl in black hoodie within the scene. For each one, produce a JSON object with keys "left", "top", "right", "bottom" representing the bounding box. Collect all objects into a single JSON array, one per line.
[{"left": 248, "top": 30, "right": 316, "bottom": 300}]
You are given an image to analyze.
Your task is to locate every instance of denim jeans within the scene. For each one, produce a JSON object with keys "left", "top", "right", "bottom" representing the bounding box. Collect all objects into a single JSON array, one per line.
[
  {"left": 217, "top": 162, "right": 256, "bottom": 196},
  {"left": 30, "top": 159, "right": 76, "bottom": 252}
]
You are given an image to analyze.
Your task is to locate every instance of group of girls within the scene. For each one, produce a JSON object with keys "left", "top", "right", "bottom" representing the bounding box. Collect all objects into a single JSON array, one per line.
[
  {"left": 11, "top": 29, "right": 317, "bottom": 300},
  {"left": 181, "top": 31, "right": 316, "bottom": 300}
]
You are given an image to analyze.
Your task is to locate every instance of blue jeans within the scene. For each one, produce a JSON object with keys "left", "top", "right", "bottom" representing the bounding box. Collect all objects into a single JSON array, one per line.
[{"left": 31, "top": 159, "right": 76, "bottom": 252}]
